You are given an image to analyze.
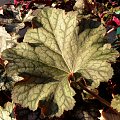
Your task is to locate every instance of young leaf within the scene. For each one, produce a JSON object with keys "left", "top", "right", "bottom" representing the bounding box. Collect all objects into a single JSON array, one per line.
[
  {"left": 111, "top": 95, "right": 120, "bottom": 112},
  {"left": 2, "top": 8, "right": 119, "bottom": 117},
  {"left": 0, "top": 102, "right": 15, "bottom": 120},
  {"left": 73, "top": 0, "right": 85, "bottom": 10}
]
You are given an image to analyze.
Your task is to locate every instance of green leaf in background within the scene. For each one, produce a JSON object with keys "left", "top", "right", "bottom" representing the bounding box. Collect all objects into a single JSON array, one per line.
[
  {"left": 2, "top": 7, "right": 119, "bottom": 117},
  {"left": 115, "top": 10, "right": 120, "bottom": 14},
  {"left": 116, "top": 27, "right": 120, "bottom": 35},
  {"left": 111, "top": 95, "right": 120, "bottom": 112},
  {"left": 0, "top": 102, "right": 15, "bottom": 120}
]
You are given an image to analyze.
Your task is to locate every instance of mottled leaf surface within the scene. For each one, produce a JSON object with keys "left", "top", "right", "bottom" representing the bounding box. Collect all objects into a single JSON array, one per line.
[
  {"left": 12, "top": 75, "right": 75, "bottom": 117},
  {"left": 2, "top": 8, "right": 119, "bottom": 117}
]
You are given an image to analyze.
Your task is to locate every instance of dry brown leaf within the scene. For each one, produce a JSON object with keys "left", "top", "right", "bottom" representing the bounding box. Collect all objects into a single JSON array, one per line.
[{"left": 99, "top": 110, "right": 120, "bottom": 120}]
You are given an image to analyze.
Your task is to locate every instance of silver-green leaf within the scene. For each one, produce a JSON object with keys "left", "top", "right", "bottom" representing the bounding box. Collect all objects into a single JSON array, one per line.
[{"left": 2, "top": 7, "right": 119, "bottom": 117}]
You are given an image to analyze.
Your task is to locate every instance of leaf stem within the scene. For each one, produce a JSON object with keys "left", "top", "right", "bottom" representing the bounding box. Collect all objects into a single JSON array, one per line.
[{"left": 77, "top": 81, "right": 119, "bottom": 114}]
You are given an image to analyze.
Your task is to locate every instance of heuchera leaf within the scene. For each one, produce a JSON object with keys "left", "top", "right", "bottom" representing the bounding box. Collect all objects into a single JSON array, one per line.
[
  {"left": 111, "top": 95, "right": 120, "bottom": 112},
  {"left": 0, "top": 26, "right": 15, "bottom": 54},
  {"left": 2, "top": 8, "right": 119, "bottom": 117},
  {"left": 0, "top": 102, "right": 15, "bottom": 120}
]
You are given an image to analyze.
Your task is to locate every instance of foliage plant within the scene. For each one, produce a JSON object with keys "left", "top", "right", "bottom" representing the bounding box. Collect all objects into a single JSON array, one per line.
[{"left": 0, "top": 0, "right": 120, "bottom": 120}]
